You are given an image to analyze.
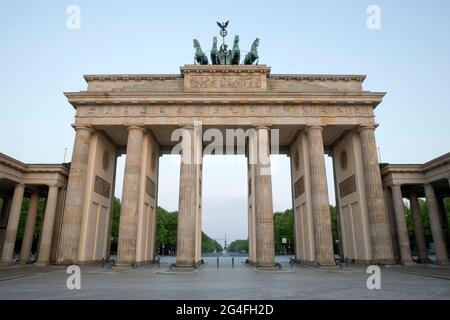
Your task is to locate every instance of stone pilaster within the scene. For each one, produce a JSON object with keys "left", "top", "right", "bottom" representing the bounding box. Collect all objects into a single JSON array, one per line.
[
  {"left": 358, "top": 125, "right": 394, "bottom": 264},
  {"left": 0, "top": 183, "right": 25, "bottom": 265},
  {"left": 19, "top": 192, "right": 39, "bottom": 264},
  {"left": 252, "top": 126, "right": 276, "bottom": 267},
  {"left": 306, "top": 126, "right": 335, "bottom": 266},
  {"left": 176, "top": 125, "right": 203, "bottom": 267},
  {"left": 117, "top": 126, "right": 145, "bottom": 266},
  {"left": 35, "top": 186, "right": 59, "bottom": 266},
  {"left": 409, "top": 193, "right": 428, "bottom": 263},
  {"left": 424, "top": 183, "right": 449, "bottom": 264},
  {"left": 391, "top": 185, "right": 413, "bottom": 264},
  {"left": 57, "top": 125, "right": 93, "bottom": 263}
]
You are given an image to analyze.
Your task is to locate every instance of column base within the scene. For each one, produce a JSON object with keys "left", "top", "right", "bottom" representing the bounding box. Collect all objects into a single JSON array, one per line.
[
  {"left": 435, "top": 259, "right": 450, "bottom": 266},
  {"left": 0, "top": 261, "right": 14, "bottom": 267},
  {"left": 33, "top": 261, "right": 50, "bottom": 267},
  {"left": 167, "top": 260, "right": 206, "bottom": 273},
  {"left": 399, "top": 260, "right": 416, "bottom": 266},
  {"left": 174, "top": 259, "right": 204, "bottom": 268}
]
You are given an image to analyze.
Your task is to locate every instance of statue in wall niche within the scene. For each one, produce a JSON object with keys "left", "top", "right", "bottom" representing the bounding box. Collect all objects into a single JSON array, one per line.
[
  {"left": 193, "top": 39, "right": 208, "bottom": 65},
  {"left": 243, "top": 38, "right": 259, "bottom": 65}
]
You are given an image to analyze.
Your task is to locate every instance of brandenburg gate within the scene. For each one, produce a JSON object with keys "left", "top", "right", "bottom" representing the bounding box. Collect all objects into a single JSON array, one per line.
[{"left": 53, "top": 63, "right": 395, "bottom": 268}]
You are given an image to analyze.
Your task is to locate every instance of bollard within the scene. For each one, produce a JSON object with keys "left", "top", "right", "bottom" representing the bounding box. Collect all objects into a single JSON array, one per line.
[
  {"left": 232, "top": 257, "right": 234, "bottom": 268},
  {"left": 217, "top": 257, "right": 219, "bottom": 268}
]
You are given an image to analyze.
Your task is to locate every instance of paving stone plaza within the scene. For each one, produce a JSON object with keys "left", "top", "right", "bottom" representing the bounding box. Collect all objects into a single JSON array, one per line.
[{"left": 0, "top": 256, "right": 449, "bottom": 299}]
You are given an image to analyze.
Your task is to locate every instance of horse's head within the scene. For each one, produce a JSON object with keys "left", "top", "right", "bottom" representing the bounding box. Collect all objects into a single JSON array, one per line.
[
  {"left": 252, "top": 38, "right": 260, "bottom": 49},
  {"left": 212, "top": 36, "right": 217, "bottom": 47},
  {"left": 233, "top": 35, "right": 240, "bottom": 45},
  {"left": 193, "top": 39, "right": 200, "bottom": 49}
]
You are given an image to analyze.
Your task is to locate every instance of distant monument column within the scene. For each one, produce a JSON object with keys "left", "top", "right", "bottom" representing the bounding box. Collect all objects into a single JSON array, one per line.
[
  {"left": 409, "top": 193, "right": 428, "bottom": 263},
  {"left": 57, "top": 125, "right": 93, "bottom": 263},
  {"left": 117, "top": 126, "right": 145, "bottom": 266},
  {"left": 358, "top": 125, "right": 394, "bottom": 264},
  {"left": 424, "top": 183, "right": 449, "bottom": 264},
  {"left": 176, "top": 125, "right": 203, "bottom": 267},
  {"left": 19, "top": 192, "right": 40, "bottom": 264},
  {"left": 252, "top": 126, "right": 276, "bottom": 267},
  {"left": 306, "top": 126, "right": 335, "bottom": 266},
  {"left": 391, "top": 185, "right": 413, "bottom": 264},
  {"left": 0, "top": 183, "right": 25, "bottom": 265}
]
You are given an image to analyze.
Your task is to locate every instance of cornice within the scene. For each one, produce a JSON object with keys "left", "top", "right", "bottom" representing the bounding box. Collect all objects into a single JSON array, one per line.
[
  {"left": 269, "top": 74, "right": 366, "bottom": 82},
  {"left": 0, "top": 153, "right": 69, "bottom": 177},
  {"left": 64, "top": 92, "right": 385, "bottom": 109}
]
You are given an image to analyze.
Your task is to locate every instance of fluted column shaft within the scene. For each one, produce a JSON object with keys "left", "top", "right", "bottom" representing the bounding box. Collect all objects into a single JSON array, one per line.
[
  {"left": 253, "top": 126, "right": 276, "bottom": 267},
  {"left": 409, "top": 193, "right": 428, "bottom": 263},
  {"left": 306, "top": 126, "right": 335, "bottom": 266},
  {"left": 19, "top": 192, "right": 40, "bottom": 264},
  {"left": 391, "top": 185, "right": 413, "bottom": 264},
  {"left": 358, "top": 125, "right": 394, "bottom": 263},
  {"left": 424, "top": 183, "right": 448, "bottom": 264},
  {"left": 176, "top": 126, "right": 202, "bottom": 267},
  {"left": 58, "top": 125, "right": 93, "bottom": 263},
  {"left": 0, "top": 183, "right": 25, "bottom": 265},
  {"left": 35, "top": 186, "right": 59, "bottom": 265},
  {"left": 117, "top": 126, "right": 145, "bottom": 266}
]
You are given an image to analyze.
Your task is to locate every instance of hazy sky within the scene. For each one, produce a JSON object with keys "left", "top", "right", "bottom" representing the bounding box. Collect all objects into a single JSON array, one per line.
[{"left": 1, "top": 1, "right": 450, "bottom": 245}]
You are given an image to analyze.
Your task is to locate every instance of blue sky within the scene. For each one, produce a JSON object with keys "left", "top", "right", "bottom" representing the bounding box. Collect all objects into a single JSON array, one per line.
[{"left": 1, "top": 1, "right": 449, "bottom": 244}]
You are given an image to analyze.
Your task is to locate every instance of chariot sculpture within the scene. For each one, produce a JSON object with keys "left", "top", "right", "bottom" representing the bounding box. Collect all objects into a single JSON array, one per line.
[{"left": 193, "top": 21, "right": 259, "bottom": 65}]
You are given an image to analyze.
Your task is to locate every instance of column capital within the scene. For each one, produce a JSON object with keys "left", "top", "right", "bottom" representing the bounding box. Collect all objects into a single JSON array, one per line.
[
  {"left": 71, "top": 124, "right": 94, "bottom": 133},
  {"left": 252, "top": 124, "right": 271, "bottom": 130},
  {"left": 305, "top": 125, "right": 324, "bottom": 133},
  {"left": 127, "top": 125, "right": 146, "bottom": 132},
  {"left": 357, "top": 123, "right": 379, "bottom": 133},
  {"left": 178, "top": 124, "right": 195, "bottom": 130}
]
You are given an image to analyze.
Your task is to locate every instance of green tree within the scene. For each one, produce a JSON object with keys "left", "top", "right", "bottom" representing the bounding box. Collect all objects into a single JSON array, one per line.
[
  {"left": 228, "top": 239, "right": 248, "bottom": 252},
  {"left": 273, "top": 208, "right": 295, "bottom": 254}
]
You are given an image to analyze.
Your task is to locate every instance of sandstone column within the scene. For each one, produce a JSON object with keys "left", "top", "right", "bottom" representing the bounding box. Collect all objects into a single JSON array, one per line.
[
  {"left": 176, "top": 125, "right": 202, "bottom": 267},
  {"left": 58, "top": 125, "right": 93, "bottom": 263},
  {"left": 35, "top": 186, "right": 59, "bottom": 266},
  {"left": 117, "top": 126, "right": 145, "bottom": 266},
  {"left": 424, "top": 183, "right": 449, "bottom": 264},
  {"left": 358, "top": 125, "right": 394, "bottom": 263},
  {"left": 253, "top": 126, "right": 276, "bottom": 267},
  {"left": 384, "top": 186, "right": 400, "bottom": 262},
  {"left": 0, "top": 196, "right": 12, "bottom": 255},
  {"left": 306, "top": 126, "right": 335, "bottom": 266},
  {"left": 409, "top": 193, "right": 428, "bottom": 263},
  {"left": 391, "top": 185, "right": 413, "bottom": 264},
  {"left": 0, "top": 183, "right": 25, "bottom": 265},
  {"left": 19, "top": 192, "right": 39, "bottom": 264}
]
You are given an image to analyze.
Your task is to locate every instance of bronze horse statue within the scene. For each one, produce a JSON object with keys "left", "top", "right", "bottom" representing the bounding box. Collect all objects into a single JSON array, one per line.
[
  {"left": 243, "top": 38, "right": 259, "bottom": 65},
  {"left": 193, "top": 39, "right": 208, "bottom": 65},
  {"left": 230, "top": 35, "right": 240, "bottom": 65}
]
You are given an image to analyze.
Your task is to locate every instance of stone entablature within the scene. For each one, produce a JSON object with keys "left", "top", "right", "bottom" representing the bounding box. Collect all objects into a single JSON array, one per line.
[
  {"left": 0, "top": 153, "right": 69, "bottom": 187},
  {"left": 381, "top": 152, "right": 450, "bottom": 187}
]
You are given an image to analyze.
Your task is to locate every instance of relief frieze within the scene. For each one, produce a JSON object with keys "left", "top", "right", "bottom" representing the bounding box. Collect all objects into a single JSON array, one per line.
[{"left": 77, "top": 105, "right": 373, "bottom": 118}]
